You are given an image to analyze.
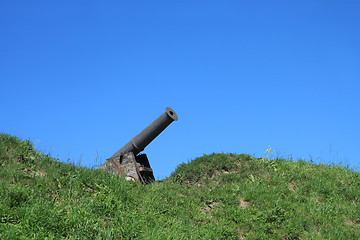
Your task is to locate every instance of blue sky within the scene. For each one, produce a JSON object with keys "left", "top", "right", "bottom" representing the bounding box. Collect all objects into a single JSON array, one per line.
[{"left": 1, "top": 1, "right": 359, "bottom": 179}]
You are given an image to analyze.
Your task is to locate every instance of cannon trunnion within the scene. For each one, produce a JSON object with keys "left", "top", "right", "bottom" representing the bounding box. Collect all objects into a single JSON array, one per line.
[{"left": 97, "top": 107, "right": 178, "bottom": 184}]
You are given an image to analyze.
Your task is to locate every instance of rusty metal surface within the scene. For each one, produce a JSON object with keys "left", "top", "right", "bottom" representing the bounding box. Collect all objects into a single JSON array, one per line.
[
  {"left": 108, "top": 157, "right": 123, "bottom": 174},
  {"left": 97, "top": 159, "right": 119, "bottom": 175},
  {"left": 135, "top": 154, "right": 155, "bottom": 184}
]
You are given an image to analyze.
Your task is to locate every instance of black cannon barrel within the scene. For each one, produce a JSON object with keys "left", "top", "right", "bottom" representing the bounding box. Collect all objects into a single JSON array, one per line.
[{"left": 110, "top": 107, "right": 178, "bottom": 159}]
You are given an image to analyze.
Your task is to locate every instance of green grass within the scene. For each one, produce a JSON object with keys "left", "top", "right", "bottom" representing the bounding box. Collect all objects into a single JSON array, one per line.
[{"left": 1, "top": 133, "right": 359, "bottom": 239}]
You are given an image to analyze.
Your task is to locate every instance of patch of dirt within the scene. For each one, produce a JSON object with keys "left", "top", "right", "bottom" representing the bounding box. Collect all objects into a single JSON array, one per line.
[
  {"left": 345, "top": 218, "right": 360, "bottom": 226},
  {"left": 22, "top": 168, "right": 46, "bottom": 178},
  {"left": 288, "top": 181, "right": 298, "bottom": 192},
  {"left": 239, "top": 198, "right": 249, "bottom": 208},
  {"left": 201, "top": 201, "right": 220, "bottom": 216}
]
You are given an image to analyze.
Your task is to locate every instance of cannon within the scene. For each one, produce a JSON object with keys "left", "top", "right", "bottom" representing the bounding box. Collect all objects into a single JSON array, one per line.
[{"left": 97, "top": 107, "right": 178, "bottom": 184}]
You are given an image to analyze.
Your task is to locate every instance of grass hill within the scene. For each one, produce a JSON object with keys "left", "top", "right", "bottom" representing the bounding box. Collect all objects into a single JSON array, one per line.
[{"left": 1, "top": 133, "right": 359, "bottom": 239}]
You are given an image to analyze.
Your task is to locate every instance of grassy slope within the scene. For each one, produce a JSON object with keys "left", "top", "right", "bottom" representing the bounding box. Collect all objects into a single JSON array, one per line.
[{"left": 0, "top": 133, "right": 359, "bottom": 239}]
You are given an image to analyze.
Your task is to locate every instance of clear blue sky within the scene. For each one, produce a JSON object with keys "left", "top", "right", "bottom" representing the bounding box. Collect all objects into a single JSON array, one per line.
[{"left": 1, "top": 1, "right": 359, "bottom": 179}]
